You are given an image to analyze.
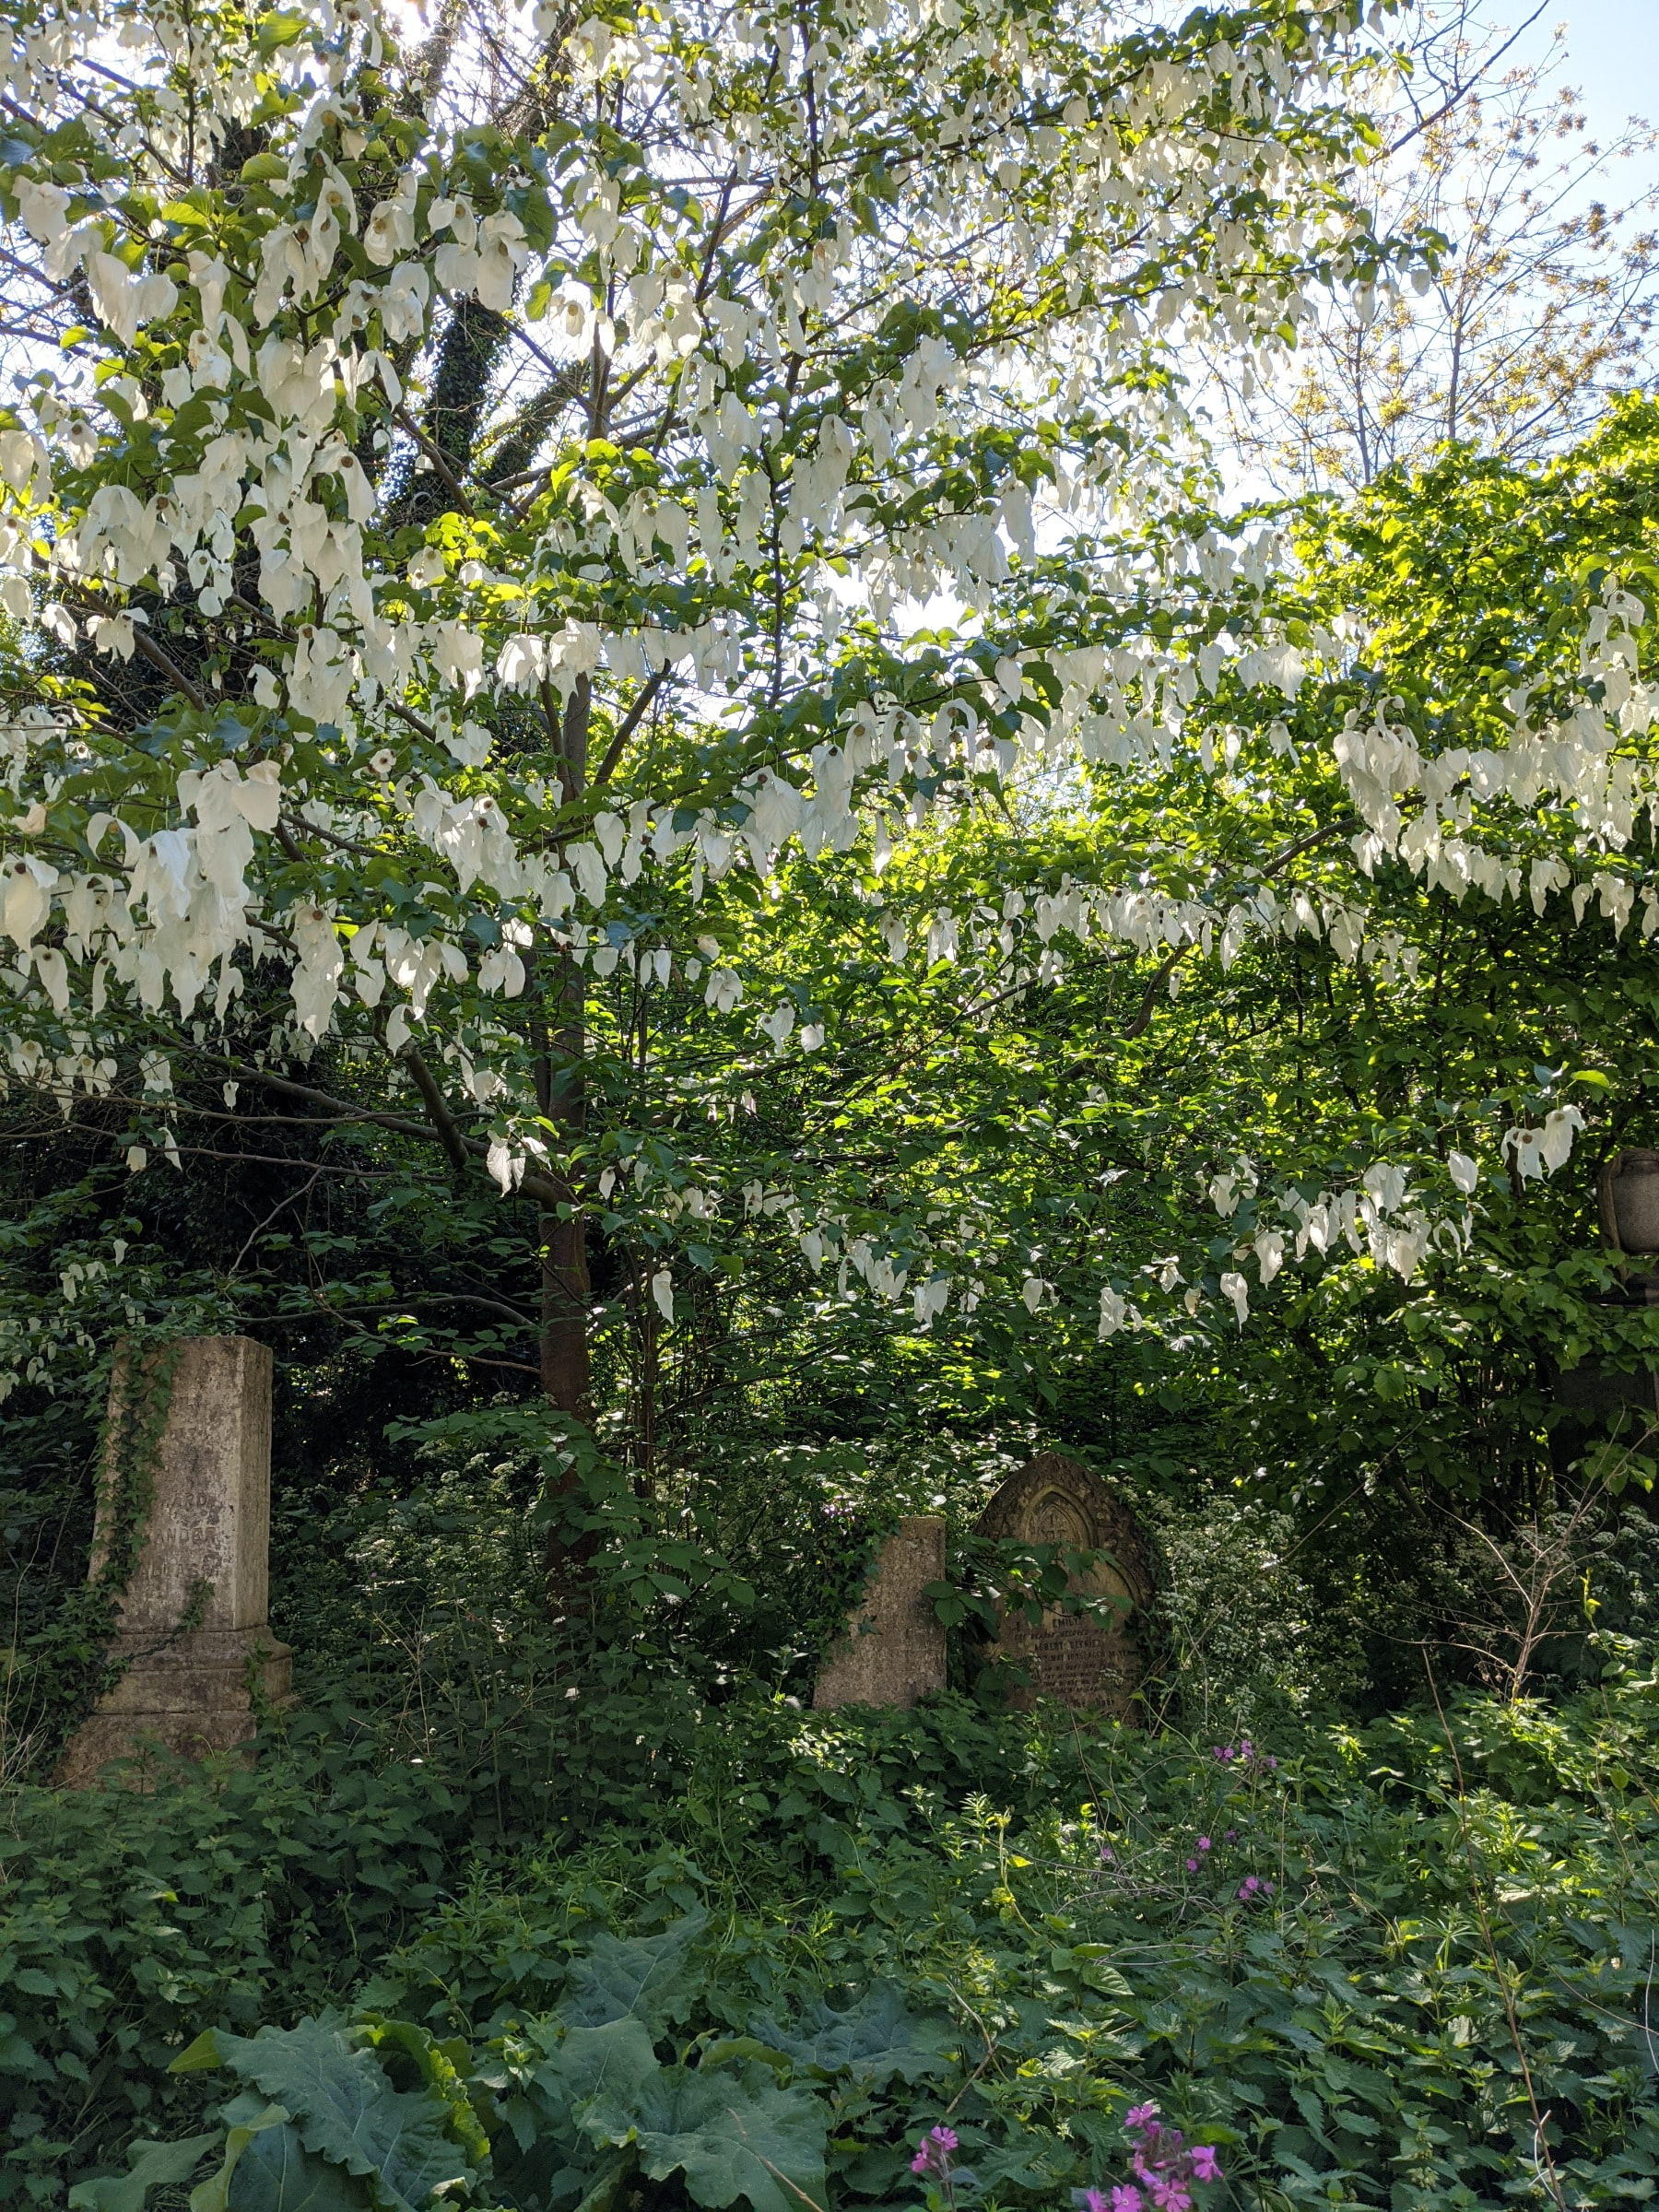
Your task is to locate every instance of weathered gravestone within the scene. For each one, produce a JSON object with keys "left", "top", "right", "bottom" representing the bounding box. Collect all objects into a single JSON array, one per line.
[
  {"left": 58, "top": 1336, "right": 293, "bottom": 1786},
  {"left": 813, "top": 1516, "right": 947, "bottom": 1710},
  {"left": 976, "top": 1453, "right": 1152, "bottom": 1715}
]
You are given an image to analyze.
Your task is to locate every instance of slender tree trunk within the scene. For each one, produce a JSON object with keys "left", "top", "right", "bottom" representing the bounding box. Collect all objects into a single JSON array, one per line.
[
  {"left": 539, "top": 671, "right": 597, "bottom": 1605},
  {"left": 539, "top": 1191, "right": 592, "bottom": 1413},
  {"left": 538, "top": 937, "right": 592, "bottom": 1421}
]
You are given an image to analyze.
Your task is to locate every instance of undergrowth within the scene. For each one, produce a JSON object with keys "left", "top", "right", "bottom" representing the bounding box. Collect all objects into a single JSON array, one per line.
[{"left": 8, "top": 1661, "right": 1657, "bottom": 2212}]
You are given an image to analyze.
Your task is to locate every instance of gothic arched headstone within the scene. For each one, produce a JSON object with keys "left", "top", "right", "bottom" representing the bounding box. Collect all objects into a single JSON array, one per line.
[{"left": 976, "top": 1453, "right": 1153, "bottom": 1716}]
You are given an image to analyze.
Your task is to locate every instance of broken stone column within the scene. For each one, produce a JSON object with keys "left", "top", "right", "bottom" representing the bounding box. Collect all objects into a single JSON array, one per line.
[
  {"left": 58, "top": 1335, "right": 292, "bottom": 1786},
  {"left": 813, "top": 1515, "right": 947, "bottom": 1710}
]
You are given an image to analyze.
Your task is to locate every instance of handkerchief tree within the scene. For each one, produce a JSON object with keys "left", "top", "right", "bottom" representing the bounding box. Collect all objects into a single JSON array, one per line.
[
  {"left": 0, "top": 0, "right": 1406, "bottom": 1446},
  {"left": 18, "top": 0, "right": 1654, "bottom": 1548}
]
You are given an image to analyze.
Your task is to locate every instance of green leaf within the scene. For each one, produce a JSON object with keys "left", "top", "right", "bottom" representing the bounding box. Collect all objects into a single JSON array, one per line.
[
  {"left": 68, "top": 2135, "right": 223, "bottom": 2211},
  {"left": 753, "top": 1983, "right": 951, "bottom": 2082},
  {"left": 700, "top": 2039, "right": 792, "bottom": 2077},
  {"left": 569, "top": 2152, "right": 635, "bottom": 2212},
  {"left": 536, "top": 2017, "right": 662, "bottom": 2114},
  {"left": 354, "top": 2018, "right": 491, "bottom": 2171},
  {"left": 585, "top": 2069, "right": 827, "bottom": 2212},
  {"left": 561, "top": 1912, "right": 708, "bottom": 2031},
  {"left": 221, "top": 2124, "right": 368, "bottom": 2212},
  {"left": 173, "top": 2030, "right": 232, "bottom": 2074},
  {"left": 178, "top": 2018, "right": 471, "bottom": 2212},
  {"left": 189, "top": 2102, "right": 290, "bottom": 2212}
]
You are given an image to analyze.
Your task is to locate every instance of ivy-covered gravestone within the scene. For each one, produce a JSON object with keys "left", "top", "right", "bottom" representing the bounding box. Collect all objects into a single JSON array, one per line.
[
  {"left": 58, "top": 1336, "right": 292, "bottom": 1786},
  {"left": 977, "top": 1453, "right": 1154, "bottom": 1718}
]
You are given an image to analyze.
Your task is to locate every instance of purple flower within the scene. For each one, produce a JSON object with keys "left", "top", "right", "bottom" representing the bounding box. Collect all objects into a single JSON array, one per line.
[
  {"left": 1190, "top": 2147, "right": 1223, "bottom": 2184},
  {"left": 1197, "top": 1837, "right": 1211, "bottom": 1852},
  {"left": 1223, "top": 1829, "right": 1237, "bottom": 1843},
  {"left": 1111, "top": 2189, "right": 1143, "bottom": 2212},
  {"left": 1125, "top": 2102, "right": 1159, "bottom": 2135},
  {"left": 1149, "top": 2183, "right": 1191, "bottom": 2212},
  {"left": 1237, "top": 1876, "right": 1259, "bottom": 1900},
  {"left": 1184, "top": 1858, "right": 1198, "bottom": 1873},
  {"left": 911, "top": 2124, "right": 959, "bottom": 2177},
  {"left": 1082, "top": 2192, "right": 1110, "bottom": 2212}
]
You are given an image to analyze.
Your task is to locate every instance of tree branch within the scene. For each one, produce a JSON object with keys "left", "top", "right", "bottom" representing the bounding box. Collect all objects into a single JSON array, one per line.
[
  {"left": 402, "top": 1045, "right": 472, "bottom": 1176},
  {"left": 393, "top": 405, "right": 475, "bottom": 512},
  {"left": 591, "top": 667, "right": 673, "bottom": 786},
  {"left": 212, "top": 1055, "right": 575, "bottom": 1212}
]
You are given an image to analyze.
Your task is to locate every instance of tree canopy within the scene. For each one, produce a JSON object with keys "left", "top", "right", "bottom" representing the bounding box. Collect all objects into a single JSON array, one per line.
[{"left": 2, "top": 0, "right": 1658, "bottom": 1583}]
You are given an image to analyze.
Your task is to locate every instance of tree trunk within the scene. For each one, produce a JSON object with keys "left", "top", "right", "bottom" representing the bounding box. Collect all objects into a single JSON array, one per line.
[
  {"left": 538, "top": 672, "right": 597, "bottom": 1607},
  {"left": 539, "top": 1194, "right": 592, "bottom": 1415}
]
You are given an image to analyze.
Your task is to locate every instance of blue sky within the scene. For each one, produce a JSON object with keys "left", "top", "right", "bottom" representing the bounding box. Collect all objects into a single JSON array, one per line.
[
  {"left": 1525, "top": 1, "right": 1657, "bottom": 129},
  {"left": 1512, "top": 1, "right": 1659, "bottom": 190}
]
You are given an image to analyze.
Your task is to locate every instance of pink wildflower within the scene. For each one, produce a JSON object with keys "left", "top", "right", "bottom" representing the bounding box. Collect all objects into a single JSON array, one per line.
[
  {"left": 911, "top": 2124, "right": 959, "bottom": 2176},
  {"left": 1190, "top": 2147, "right": 1223, "bottom": 2183}
]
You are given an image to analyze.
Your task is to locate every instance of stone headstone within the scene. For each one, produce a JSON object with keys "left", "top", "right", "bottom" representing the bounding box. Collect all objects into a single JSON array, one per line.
[
  {"left": 813, "top": 1516, "right": 947, "bottom": 1710},
  {"left": 976, "top": 1453, "right": 1152, "bottom": 1716},
  {"left": 58, "top": 1336, "right": 293, "bottom": 1786}
]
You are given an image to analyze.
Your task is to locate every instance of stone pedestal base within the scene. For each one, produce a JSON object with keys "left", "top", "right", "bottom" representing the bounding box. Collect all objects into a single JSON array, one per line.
[{"left": 57, "top": 1630, "right": 293, "bottom": 1788}]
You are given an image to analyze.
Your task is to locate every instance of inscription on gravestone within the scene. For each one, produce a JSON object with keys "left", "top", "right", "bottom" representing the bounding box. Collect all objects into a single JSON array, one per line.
[
  {"left": 976, "top": 1453, "right": 1152, "bottom": 1716},
  {"left": 813, "top": 1515, "right": 947, "bottom": 1710}
]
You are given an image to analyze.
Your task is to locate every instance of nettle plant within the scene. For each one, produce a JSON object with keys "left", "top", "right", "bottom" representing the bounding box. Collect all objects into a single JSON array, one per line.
[{"left": 0, "top": 0, "right": 1652, "bottom": 1460}]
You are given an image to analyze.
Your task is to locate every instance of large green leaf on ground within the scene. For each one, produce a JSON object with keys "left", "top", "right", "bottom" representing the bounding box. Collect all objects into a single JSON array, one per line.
[
  {"left": 560, "top": 1912, "right": 709, "bottom": 2031},
  {"left": 354, "top": 2018, "right": 492, "bottom": 2171},
  {"left": 224, "top": 2123, "right": 371, "bottom": 2212},
  {"left": 171, "top": 2018, "right": 471, "bottom": 2212},
  {"left": 753, "top": 1982, "right": 953, "bottom": 2082},
  {"left": 535, "top": 2018, "right": 662, "bottom": 2113},
  {"left": 582, "top": 2066, "right": 828, "bottom": 2212}
]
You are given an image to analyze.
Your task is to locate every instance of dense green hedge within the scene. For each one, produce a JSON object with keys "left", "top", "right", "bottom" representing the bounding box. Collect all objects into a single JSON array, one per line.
[{"left": 7, "top": 1666, "right": 1657, "bottom": 2211}]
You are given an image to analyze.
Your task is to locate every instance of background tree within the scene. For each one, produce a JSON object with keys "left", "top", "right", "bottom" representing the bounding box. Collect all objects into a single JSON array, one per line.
[{"left": 1204, "top": 0, "right": 1659, "bottom": 490}]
